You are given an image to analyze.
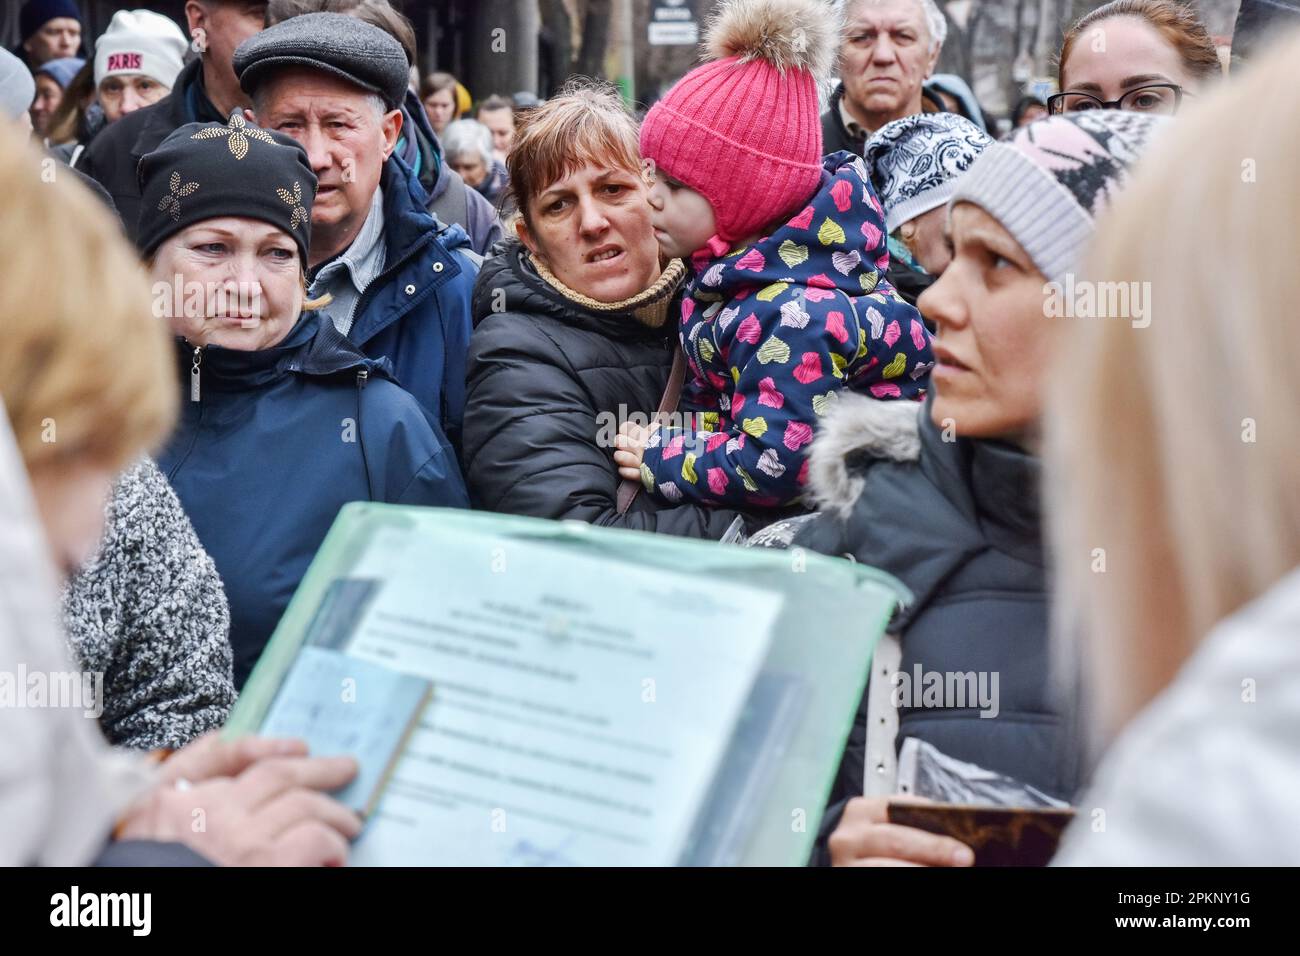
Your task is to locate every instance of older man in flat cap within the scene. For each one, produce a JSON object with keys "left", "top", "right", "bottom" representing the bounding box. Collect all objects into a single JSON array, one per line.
[{"left": 235, "top": 12, "right": 479, "bottom": 445}]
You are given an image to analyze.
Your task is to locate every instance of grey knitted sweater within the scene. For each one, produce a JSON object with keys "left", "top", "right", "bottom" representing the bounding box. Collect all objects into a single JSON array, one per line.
[{"left": 62, "top": 458, "right": 236, "bottom": 750}]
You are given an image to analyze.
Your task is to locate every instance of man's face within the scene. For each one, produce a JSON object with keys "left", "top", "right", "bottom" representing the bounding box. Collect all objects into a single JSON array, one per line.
[
  {"left": 478, "top": 106, "right": 515, "bottom": 157},
  {"left": 188, "top": 1, "right": 266, "bottom": 89},
  {"left": 253, "top": 68, "right": 401, "bottom": 254},
  {"left": 841, "top": 0, "right": 939, "bottom": 125},
  {"left": 98, "top": 74, "right": 170, "bottom": 124},
  {"left": 24, "top": 18, "right": 81, "bottom": 64}
]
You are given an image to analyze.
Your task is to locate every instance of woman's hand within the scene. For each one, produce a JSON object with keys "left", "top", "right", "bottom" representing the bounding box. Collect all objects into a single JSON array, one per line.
[
  {"left": 828, "top": 796, "right": 976, "bottom": 867},
  {"left": 613, "top": 421, "right": 659, "bottom": 481},
  {"left": 117, "top": 732, "right": 362, "bottom": 867}
]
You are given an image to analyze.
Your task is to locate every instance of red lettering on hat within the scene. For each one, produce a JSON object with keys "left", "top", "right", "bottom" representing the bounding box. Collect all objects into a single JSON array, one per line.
[{"left": 107, "top": 52, "right": 143, "bottom": 71}]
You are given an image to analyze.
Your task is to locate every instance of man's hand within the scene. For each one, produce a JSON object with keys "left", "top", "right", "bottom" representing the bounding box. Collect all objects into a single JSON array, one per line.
[
  {"left": 613, "top": 421, "right": 659, "bottom": 481},
  {"left": 828, "top": 796, "right": 975, "bottom": 867},
  {"left": 118, "top": 733, "right": 361, "bottom": 867}
]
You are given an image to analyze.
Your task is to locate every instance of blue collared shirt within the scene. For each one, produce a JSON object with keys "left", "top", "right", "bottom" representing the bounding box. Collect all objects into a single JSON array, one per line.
[{"left": 307, "top": 186, "right": 386, "bottom": 337}]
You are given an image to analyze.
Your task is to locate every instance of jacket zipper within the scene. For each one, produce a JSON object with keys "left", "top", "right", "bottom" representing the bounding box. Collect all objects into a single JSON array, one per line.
[
  {"left": 190, "top": 345, "right": 203, "bottom": 402},
  {"left": 356, "top": 368, "right": 374, "bottom": 500}
]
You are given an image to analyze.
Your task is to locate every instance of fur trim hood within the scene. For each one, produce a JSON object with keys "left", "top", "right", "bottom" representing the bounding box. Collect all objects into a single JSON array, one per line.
[{"left": 806, "top": 392, "right": 923, "bottom": 518}]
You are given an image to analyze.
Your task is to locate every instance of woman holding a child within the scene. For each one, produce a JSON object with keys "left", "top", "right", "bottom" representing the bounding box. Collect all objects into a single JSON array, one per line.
[
  {"left": 461, "top": 84, "right": 744, "bottom": 538},
  {"left": 465, "top": 0, "right": 930, "bottom": 537}
]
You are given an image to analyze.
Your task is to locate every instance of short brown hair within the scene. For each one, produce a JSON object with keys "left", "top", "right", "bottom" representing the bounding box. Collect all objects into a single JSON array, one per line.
[
  {"left": 0, "top": 137, "right": 174, "bottom": 472},
  {"left": 475, "top": 94, "right": 514, "bottom": 118},
  {"left": 507, "top": 80, "right": 642, "bottom": 226},
  {"left": 420, "top": 71, "right": 458, "bottom": 101},
  {"left": 266, "top": 0, "right": 417, "bottom": 66},
  {"left": 1058, "top": 0, "right": 1221, "bottom": 89}
]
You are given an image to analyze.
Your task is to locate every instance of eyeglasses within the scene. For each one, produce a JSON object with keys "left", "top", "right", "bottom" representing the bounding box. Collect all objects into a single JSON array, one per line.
[{"left": 1047, "top": 84, "right": 1189, "bottom": 116}]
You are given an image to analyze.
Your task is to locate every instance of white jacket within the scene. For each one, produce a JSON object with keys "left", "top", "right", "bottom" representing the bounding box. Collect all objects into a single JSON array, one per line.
[
  {"left": 1055, "top": 565, "right": 1300, "bottom": 865},
  {"left": 0, "top": 407, "right": 150, "bottom": 865}
]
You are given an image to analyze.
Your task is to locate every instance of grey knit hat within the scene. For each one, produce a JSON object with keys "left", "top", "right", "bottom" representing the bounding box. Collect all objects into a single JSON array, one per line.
[
  {"left": 864, "top": 113, "right": 991, "bottom": 233},
  {"left": 233, "top": 12, "right": 409, "bottom": 110},
  {"left": 0, "top": 48, "right": 36, "bottom": 122},
  {"left": 949, "top": 110, "right": 1168, "bottom": 283}
]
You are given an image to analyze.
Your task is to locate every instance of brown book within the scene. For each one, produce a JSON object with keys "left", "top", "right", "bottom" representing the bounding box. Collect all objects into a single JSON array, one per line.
[{"left": 886, "top": 801, "right": 1077, "bottom": 867}]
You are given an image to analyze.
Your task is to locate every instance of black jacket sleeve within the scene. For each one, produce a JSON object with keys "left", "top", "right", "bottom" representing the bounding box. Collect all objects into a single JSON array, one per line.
[
  {"left": 93, "top": 840, "right": 214, "bottom": 866},
  {"left": 463, "top": 315, "right": 741, "bottom": 539}
]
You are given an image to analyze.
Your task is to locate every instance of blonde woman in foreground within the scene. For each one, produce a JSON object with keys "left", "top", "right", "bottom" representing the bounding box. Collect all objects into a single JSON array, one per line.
[
  {"left": 1048, "top": 33, "right": 1300, "bottom": 865},
  {"left": 0, "top": 130, "right": 360, "bottom": 866}
]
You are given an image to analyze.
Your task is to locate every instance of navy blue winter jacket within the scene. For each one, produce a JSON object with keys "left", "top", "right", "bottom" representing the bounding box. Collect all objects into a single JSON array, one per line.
[
  {"left": 158, "top": 313, "right": 468, "bottom": 686},
  {"left": 337, "top": 154, "right": 480, "bottom": 449}
]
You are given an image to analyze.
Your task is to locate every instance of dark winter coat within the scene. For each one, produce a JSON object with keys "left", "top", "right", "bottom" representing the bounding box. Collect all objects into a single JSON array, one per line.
[
  {"left": 158, "top": 313, "right": 468, "bottom": 687},
  {"left": 462, "top": 241, "right": 742, "bottom": 539},
  {"left": 793, "top": 392, "right": 1080, "bottom": 861},
  {"left": 76, "top": 58, "right": 226, "bottom": 241},
  {"left": 333, "top": 155, "right": 480, "bottom": 448},
  {"left": 820, "top": 82, "right": 947, "bottom": 159}
]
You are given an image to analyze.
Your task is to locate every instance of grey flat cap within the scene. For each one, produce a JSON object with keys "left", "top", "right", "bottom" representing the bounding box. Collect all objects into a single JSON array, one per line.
[{"left": 233, "top": 12, "right": 409, "bottom": 110}]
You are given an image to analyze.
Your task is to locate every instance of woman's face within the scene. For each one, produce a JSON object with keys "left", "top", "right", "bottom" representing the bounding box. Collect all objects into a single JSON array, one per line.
[
  {"left": 424, "top": 88, "right": 456, "bottom": 133},
  {"left": 30, "top": 75, "right": 64, "bottom": 136},
  {"left": 150, "top": 217, "right": 304, "bottom": 352},
  {"left": 899, "top": 205, "right": 951, "bottom": 276},
  {"left": 918, "top": 202, "right": 1053, "bottom": 446},
  {"left": 1060, "top": 15, "right": 1202, "bottom": 108},
  {"left": 518, "top": 160, "right": 661, "bottom": 303},
  {"left": 29, "top": 459, "right": 116, "bottom": 578},
  {"left": 98, "top": 74, "right": 169, "bottom": 124},
  {"left": 449, "top": 150, "right": 487, "bottom": 187}
]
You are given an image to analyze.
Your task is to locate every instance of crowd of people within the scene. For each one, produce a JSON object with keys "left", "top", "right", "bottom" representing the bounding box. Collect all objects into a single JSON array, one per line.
[{"left": 1, "top": 0, "right": 1298, "bottom": 867}]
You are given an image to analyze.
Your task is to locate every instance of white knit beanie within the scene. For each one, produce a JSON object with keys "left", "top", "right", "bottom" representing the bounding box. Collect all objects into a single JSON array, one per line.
[{"left": 93, "top": 10, "right": 188, "bottom": 89}]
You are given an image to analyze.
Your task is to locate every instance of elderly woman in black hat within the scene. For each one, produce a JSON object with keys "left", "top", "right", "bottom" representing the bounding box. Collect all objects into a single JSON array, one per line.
[{"left": 141, "top": 115, "right": 469, "bottom": 688}]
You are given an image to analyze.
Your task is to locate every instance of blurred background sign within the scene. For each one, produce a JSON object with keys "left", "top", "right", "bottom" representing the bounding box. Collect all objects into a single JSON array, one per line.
[{"left": 648, "top": 0, "right": 699, "bottom": 46}]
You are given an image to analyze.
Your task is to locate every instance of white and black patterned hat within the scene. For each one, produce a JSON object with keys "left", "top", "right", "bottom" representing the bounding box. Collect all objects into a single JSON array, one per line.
[{"left": 864, "top": 113, "right": 992, "bottom": 234}]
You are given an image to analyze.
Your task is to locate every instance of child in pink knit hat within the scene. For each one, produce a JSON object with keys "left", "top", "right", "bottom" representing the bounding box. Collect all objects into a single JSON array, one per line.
[{"left": 615, "top": 0, "right": 933, "bottom": 511}]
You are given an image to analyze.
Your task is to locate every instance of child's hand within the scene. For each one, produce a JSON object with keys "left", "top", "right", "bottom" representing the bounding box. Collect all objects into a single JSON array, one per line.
[{"left": 613, "top": 421, "right": 660, "bottom": 481}]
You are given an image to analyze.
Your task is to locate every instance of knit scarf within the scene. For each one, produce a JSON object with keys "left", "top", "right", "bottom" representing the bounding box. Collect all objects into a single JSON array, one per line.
[{"left": 528, "top": 252, "right": 686, "bottom": 329}]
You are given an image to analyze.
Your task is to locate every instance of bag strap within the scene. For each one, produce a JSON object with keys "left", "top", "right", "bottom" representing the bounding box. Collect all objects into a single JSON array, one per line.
[{"left": 616, "top": 346, "right": 686, "bottom": 515}]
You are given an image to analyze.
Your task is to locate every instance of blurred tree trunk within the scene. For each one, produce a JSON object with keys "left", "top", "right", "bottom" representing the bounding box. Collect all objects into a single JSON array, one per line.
[
  {"left": 576, "top": 0, "right": 613, "bottom": 78},
  {"left": 539, "top": 0, "right": 574, "bottom": 94}
]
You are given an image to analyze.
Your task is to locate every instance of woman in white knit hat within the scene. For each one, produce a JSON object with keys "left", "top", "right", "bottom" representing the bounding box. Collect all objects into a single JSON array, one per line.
[{"left": 92, "top": 9, "right": 188, "bottom": 125}]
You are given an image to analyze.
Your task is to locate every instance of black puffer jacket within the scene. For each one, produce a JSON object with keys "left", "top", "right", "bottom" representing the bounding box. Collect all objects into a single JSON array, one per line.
[
  {"left": 794, "top": 392, "right": 1081, "bottom": 862},
  {"left": 463, "top": 242, "right": 742, "bottom": 538}
]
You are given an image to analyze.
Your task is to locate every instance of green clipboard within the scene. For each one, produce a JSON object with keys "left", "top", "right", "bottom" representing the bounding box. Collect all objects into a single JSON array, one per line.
[{"left": 225, "top": 504, "right": 908, "bottom": 866}]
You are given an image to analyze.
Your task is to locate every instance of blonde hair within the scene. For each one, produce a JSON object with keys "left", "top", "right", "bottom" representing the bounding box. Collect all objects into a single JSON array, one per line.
[
  {"left": 0, "top": 135, "right": 175, "bottom": 473},
  {"left": 507, "top": 80, "right": 643, "bottom": 226},
  {"left": 1045, "top": 34, "right": 1300, "bottom": 743}
]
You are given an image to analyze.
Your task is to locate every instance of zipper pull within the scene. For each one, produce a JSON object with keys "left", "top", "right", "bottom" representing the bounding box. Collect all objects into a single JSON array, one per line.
[
  {"left": 190, "top": 346, "right": 203, "bottom": 402},
  {"left": 357, "top": 368, "right": 369, "bottom": 389}
]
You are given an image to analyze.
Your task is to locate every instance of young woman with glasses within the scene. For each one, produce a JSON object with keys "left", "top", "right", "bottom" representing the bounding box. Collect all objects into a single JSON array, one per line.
[{"left": 1050, "top": 0, "right": 1222, "bottom": 117}]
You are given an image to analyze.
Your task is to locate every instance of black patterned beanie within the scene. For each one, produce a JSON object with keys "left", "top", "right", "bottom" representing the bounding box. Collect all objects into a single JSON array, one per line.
[
  {"left": 864, "top": 113, "right": 992, "bottom": 233},
  {"left": 136, "top": 114, "right": 318, "bottom": 264}
]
